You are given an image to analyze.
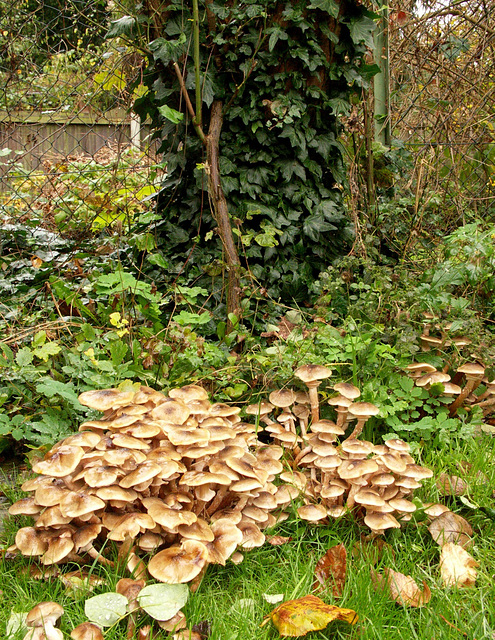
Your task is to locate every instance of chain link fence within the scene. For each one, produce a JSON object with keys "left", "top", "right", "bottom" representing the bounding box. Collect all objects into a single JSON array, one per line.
[
  {"left": 1, "top": 1, "right": 494, "bottom": 243},
  {"left": 0, "top": 0, "right": 159, "bottom": 234},
  {"left": 389, "top": 0, "right": 495, "bottom": 224}
]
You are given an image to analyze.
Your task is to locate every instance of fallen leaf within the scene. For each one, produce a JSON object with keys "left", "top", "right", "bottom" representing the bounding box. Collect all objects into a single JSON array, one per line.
[
  {"left": 173, "top": 631, "right": 202, "bottom": 640},
  {"left": 267, "top": 536, "right": 292, "bottom": 546},
  {"left": 263, "top": 593, "right": 285, "bottom": 604},
  {"left": 436, "top": 473, "right": 467, "bottom": 496},
  {"left": 428, "top": 511, "right": 473, "bottom": 548},
  {"left": 261, "top": 594, "right": 357, "bottom": 637},
  {"left": 31, "top": 256, "right": 43, "bottom": 269},
  {"left": 372, "top": 568, "right": 431, "bottom": 607},
  {"left": 439, "top": 543, "right": 478, "bottom": 587},
  {"left": 313, "top": 543, "right": 347, "bottom": 597},
  {"left": 60, "top": 570, "right": 106, "bottom": 594}
]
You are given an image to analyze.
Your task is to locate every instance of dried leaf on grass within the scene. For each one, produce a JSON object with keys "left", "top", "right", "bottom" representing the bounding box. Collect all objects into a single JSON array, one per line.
[
  {"left": 261, "top": 594, "right": 357, "bottom": 637},
  {"left": 436, "top": 473, "right": 468, "bottom": 496},
  {"left": 439, "top": 542, "right": 478, "bottom": 587},
  {"left": 372, "top": 568, "right": 431, "bottom": 607},
  {"left": 267, "top": 536, "right": 292, "bottom": 546},
  {"left": 428, "top": 511, "right": 473, "bottom": 548},
  {"left": 313, "top": 543, "right": 347, "bottom": 597}
]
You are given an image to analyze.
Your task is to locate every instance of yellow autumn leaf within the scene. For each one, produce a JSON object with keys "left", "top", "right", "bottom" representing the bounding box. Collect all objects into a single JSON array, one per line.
[
  {"left": 439, "top": 542, "right": 478, "bottom": 587},
  {"left": 261, "top": 594, "right": 357, "bottom": 637}
]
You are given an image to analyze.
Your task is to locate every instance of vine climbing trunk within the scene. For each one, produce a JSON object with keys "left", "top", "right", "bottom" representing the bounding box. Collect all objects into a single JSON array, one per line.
[{"left": 206, "top": 100, "right": 242, "bottom": 324}]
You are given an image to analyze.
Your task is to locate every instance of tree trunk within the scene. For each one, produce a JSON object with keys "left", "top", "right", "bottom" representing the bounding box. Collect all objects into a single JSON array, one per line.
[{"left": 206, "top": 100, "right": 242, "bottom": 325}]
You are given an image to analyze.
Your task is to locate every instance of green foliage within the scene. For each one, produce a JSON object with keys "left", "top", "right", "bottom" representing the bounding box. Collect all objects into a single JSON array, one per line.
[{"left": 117, "top": 0, "right": 379, "bottom": 303}]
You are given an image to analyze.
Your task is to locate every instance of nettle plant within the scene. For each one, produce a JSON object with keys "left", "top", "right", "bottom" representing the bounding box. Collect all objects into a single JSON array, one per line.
[{"left": 109, "top": 0, "right": 380, "bottom": 312}]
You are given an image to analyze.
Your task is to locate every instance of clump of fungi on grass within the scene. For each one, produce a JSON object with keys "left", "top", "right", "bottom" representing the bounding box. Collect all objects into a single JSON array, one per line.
[{"left": 10, "top": 367, "right": 435, "bottom": 582}]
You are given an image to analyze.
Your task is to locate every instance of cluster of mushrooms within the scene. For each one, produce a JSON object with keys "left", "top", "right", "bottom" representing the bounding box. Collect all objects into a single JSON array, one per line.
[{"left": 9, "top": 365, "right": 434, "bottom": 583}]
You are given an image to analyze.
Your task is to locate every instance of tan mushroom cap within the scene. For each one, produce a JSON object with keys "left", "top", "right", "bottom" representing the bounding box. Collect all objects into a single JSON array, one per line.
[
  {"left": 406, "top": 362, "right": 437, "bottom": 375},
  {"left": 364, "top": 511, "right": 400, "bottom": 532},
  {"left": 178, "top": 518, "right": 215, "bottom": 542},
  {"left": 169, "top": 385, "right": 209, "bottom": 403},
  {"left": 35, "top": 506, "right": 72, "bottom": 528},
  {"left": 403, "top": 464, "right": 434, "bottom": 480},
  {"left": 245, "top": 402, "right": 275, "bottom": 418},
  {"left": 209, "top": 403, "right": 242, "bottom": 418},
  {"left": 341, "top": 439, "right": 374, "bottom": 456},
  {"left": 238, "top": 519, "right": 265, "bottom": 549},
  {"left": 42, "top": 536, "right": 75, "bottom": 565},
  {"left": 415, "top": 371, "right": 451, "bottom": 387},
  {"left": 78, "top": 388, "right": 136, "bottom": 411},
  {"left": 310, "top": 420, "right": 345, "bottom": 435},
  {"left": 384, "top": 438, "right": 411, "bottom": 453},
  {"left": 148, "top": 540, "right": 209, "bottom": 583},
  {"left": 32, "top": 445, "right": 85, "bottom": 477},
  {"left": 297, "top": 503, "right": 328, "bottom": 521},
  {"left": 333, "top": 382, "right": 361, "bottom": 400},
  {"left": 294, "top": 364, "right": 333, "bottom": 384},
  {"left": 9, "top": 497, "right": 43, "bottom": 516},
  {"left": 143, "top": 501, "right": 197, "bottom": 531},
  {"left": 70, "top": 622, "right": 105, "bottom": 640},
  {"left": 150, "top": 400, "right": 191, "bottom": 424},
  {"left": 26, "top": 601, "right": 64, "bottom": 627},
  {"left": 63, "top": 432, "right": 102, "bottom": 449},
  {"left": 458, "top": 363, "right": 485, "bottom": 379},
  {"left": 388, "top": 498, "right": 416, "bottom": 513},
  {"left": 380, "top": 453, "right": 407, "bottom": 474},
  {"left": 106, "top": 512, "right": 155, "bottom": 541},
  {"left": 269, "top": 389, "right": 296, "bottom": 408},
  {"left": 205, "top": 518, "right": 243, "bottom": 564},
  {"left": 354, "top": 489, "right": 386, "bottom": 508},
  {"left": 15, "top": 527, "right": 48, "bottom": 556},
  {"left": 347, "top": 402, "right": 380, "bottom": 418},
  {"left": 180, "top": 470, "right": 232, "bottom": 487},
  {"left": 338, "top": 458, "right": 379, "bottom": 480},
  {"left": 119, "top": 461, "right": 162, "bottom": 488},
  {"left": 59, "top": 492, "right": 106, "bottom": 518},
  {"left": 327, "top": 395, "right": 353, "bottom": 408}
]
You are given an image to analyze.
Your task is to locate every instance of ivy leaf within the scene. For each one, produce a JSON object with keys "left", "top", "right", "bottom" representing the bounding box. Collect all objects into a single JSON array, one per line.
[
  {"left": 158, "top": 105, "right": 184, "bottom": 124},
  {"left": 308, "top": 0, "right": 339, "bottom": 18},
  {"left": 347, "top": 16, "right": 377, "bottom": 49},
  {"left": 107, "top": 15, "right": 136, "bottom": 38}
]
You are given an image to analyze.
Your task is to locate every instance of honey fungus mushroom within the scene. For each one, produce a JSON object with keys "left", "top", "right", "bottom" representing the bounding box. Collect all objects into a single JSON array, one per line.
[{"left": 25, "top": 602, "right": 64, "bottom": 640}]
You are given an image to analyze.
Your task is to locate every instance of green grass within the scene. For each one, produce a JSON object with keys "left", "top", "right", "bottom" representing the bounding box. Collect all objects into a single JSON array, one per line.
[{"left": 1, "top": 434, "right": 494, "bottom": 639}]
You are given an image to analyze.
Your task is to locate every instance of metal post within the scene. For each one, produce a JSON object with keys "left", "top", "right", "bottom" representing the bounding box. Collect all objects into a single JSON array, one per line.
[{"left": 373, "top": 2, "right": 391, "bottom": 147}]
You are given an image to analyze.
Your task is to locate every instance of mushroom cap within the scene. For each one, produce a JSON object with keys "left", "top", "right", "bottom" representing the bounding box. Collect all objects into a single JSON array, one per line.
[
  {"left": 32, "top": 445, "right": 85, "bottom": 478},
  {"left": 327, "top": 395, "right": 353, "bottom": 408},
  {"left": 150, "top": 400, "right": 191, "bottom": 424},
  {"left": 268, "top": 389, "right": 296, "bottom": 408},
  {"left": 169, "top": 384, "right": 209, "bottom": 403},
  {"left": 297, "top": 504, "right": 328, "bottom": 521},
  {"left": 15, "top": 527, "right": 48, "bottom": 556},
  {"left": 245, "top": 402, "right": 274, "bottom": 417},
  {"left": 78, "top": 388, "right": 136, "bottom": 411},
  {"left": 294, "top": 364, "right": 333, "bottom": 384},
  {"left": 70, "top": 622, "right": 105, "bottom": 640},
  {"left": 338, "top": 458, "right": 379, "bottom": 480},
  {"left": 310, "top": 420, "right": 345, "bottom": 435},
  {"left": 148, "top": 540, "right": 209, "bottom": 583},
  {"left": 341, "top": 439, "right": 374, "bottom": 456},
  {"left": 26, "top": 601, "right": 64, "bottom": 627},
  {"left": 347, "top": 402, "right": 380, "bottom": 418},
  {"left": 59, "top": 492, "right": 105, "bottom": 518},
  {"left": 354, "top": 489, "right": 386, "bottom": 508},
  {"left": 333, "top": 382, "right": 361, "bottom": 399},
  {"left": 9, "top": 497, "right": 43, "bottom": 516},
  {"left": 384, "top": 438, "right": 410, "bottom": 453},
  {"left": 388, "top": 498, "right": 416, "bottom": 513},
  {"left": 457, "top": 363, "right": 485, "bottom": 379},
  {"left": 415, "top": 371, "right": 451, "bottom": 387},
  {"left": 364, "top": 512, "right": 400, "bottom": 531}
]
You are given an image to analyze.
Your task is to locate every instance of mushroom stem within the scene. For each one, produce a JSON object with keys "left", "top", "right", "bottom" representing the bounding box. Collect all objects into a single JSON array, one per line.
[
  {"left": 206, "top": 485, "right": 229, "bottom": 517},
  {"left": 346, "top": 417, "right": 367, "bottom": 440},
  {"left": 293, "top": 445, "right": 312, "bottom": 468},
  {"left": 307, "top": 383, "right": 321, "bottom": 423},
  {"left": 448, "top": 379, "right": 480, "bottom": 417},
  {"left": 86, "top": 545, "right": 115, "bottom": 567}
]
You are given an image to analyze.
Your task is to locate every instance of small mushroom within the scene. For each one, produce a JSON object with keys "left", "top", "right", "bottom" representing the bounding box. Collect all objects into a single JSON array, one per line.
[
  {"left": 294, "top": 365, "right": 333, "bottom": 423},
  {"left": 25, "top": 602, "right": 64, "bottom": 640}
]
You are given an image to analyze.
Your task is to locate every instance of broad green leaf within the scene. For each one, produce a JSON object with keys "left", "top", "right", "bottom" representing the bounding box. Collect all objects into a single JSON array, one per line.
[
  {"left": 36, "top": 379, "right": 83, "bottom": 410},
  {"left": 85, "top": 592, "right": 128, "bottom": 627},
  {"left": 107, "top": 15, "right": 136, "bottom": 38},
  {"left": 347, "top": 16, "right": 376, "bottom": 49},
  {"left": 32, "top": 342, "right": 62, "bottom": 362},
  {"left": 309, "top": 0, "right": 339, "bottom": 18},
  {"left": 158, "top": 105, "right": 184, "bottom": 124},
  {"left": 15, "top": 347, "right": 33, "bottom": 366},
  {"left": 32, "top": 331, "right": 47, "bottom": 348},
  {"left": 137, "top": 583, "right": 189, "bottom": 621},
  {"left": 6, "top": 612, "right": 28, "bottom": 639},
  {"left": 174, "top": 310, "right": 211, "bottom": 326}
]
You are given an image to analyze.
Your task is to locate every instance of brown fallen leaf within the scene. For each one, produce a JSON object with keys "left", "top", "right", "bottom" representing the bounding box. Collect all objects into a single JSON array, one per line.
[
  {"left": 436, "top": 473, "right": 467, "bottom": 496},
  {"left": 372, "top": 568, "right": 431, "bottom": 607},
  {"left": 313, "top": 543, "right": 346, "bottom": 597},
  {"left": 261, "top": 594, "right": 357, "bottom": 637},
  {"left": 428, "top": 511, "right": 473, "bottom": 548},
  {"left": 439, "top": 542, "right": 478, "bottom": 587},
  {"left": 267, "top": 536, "right": 292, "bottom": 546}
]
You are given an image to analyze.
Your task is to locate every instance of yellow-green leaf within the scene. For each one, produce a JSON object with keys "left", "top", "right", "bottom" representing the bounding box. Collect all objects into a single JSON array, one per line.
[{"left": 261, "top": 594, "right": 357, "bottom": 637}]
